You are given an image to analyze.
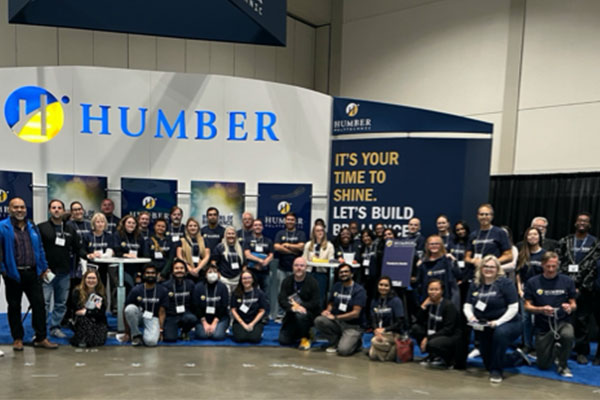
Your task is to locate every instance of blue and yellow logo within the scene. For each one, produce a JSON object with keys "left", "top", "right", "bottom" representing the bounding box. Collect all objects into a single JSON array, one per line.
[
  {"left": 277, "top": 201, "right": 291, "bottom": 214},
  {"left": 345, "top": 102, "right": 359, "bottom": 117},
  {"left": 142, "top": 196, "right": 156, "bottom": 210},
  {"left": 0, "top": 189, "right": 8, "bottom": 203},
  {"left": 4, "top": 86, "right": 69, "bottom": 143}
]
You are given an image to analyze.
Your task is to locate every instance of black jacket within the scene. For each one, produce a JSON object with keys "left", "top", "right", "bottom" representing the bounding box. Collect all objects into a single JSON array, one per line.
[
  {"left": 278, "top": 273, "right": 321, "bottom": 316},
  {"left": 38, "top": 220, "right": 86, "bottom": 274}
]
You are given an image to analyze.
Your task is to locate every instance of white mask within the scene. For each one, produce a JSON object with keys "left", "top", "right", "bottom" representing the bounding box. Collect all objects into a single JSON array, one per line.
[{"left": 206, "top": 272, "right": 219, "bottom": 284}]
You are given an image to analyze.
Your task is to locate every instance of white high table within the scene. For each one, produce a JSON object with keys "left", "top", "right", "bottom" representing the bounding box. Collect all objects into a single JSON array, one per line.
[{"left": 93, "top": 257, "right": 151, "bottom": 332}]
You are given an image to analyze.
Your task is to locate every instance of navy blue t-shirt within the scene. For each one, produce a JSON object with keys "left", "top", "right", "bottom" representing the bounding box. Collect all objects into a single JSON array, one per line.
[
  {"left": 166, "top": 223, "right": 185, "bottom": 242},
  {"left": 329, "top": 281, "right": 367, "bottom": 326},
  {"left": 114, "top": 232, "right": 145, "bottom": 257},
  {"left": 237, "top": 228, "right": 254, "bottom": 249},
  {"left": 201, "top": 225, "right": 225, "bottom": 252},
  {"left": 144, "top": 236, "right": 176, "bottom": 272},
  {"left": 518, "top": 248, "right": 545, "bottom": 283},
  {"left": 84, "top": 232, "right": 115, "bottom": 254},
  {"left": 274, "top": 229, "right": 306, "bottom": 272},
  {"left": 415, "top": 256, "right": 457, "bottom": 302},
  {"left": 357, "top": 243, "right": 378, "bottom": 278},
  {"left": 467, "top": 226, "right": 510, "bottom": 258},
  {"left": 370, "top": 295, "right": 404, "bottom": 330},
  {"left": 244, "top": 235, "right": 274, "bottom": 272},
  {"left": 161, "top": 278, "right": 195, "bottom": 316},
  {"left": 192, "top": 280, "right": 230, "bottom": 323},
  {"left": 572, "top": 234, "right": 597, "bottom": 264},
  {"left": 211, "top": 243, "right": 244, "bottom": 279},
  {"left": 466, "top": 277, "right": 518, "bottom": 322},
  {"left": 524, "top": 273, "right": 576, "bottom": 333},
  {"left": 126, "top": 284, "right": 169, "bottom": 317},
  {"left": 231, "top": 288, "right": 269, "bottom": 324}
]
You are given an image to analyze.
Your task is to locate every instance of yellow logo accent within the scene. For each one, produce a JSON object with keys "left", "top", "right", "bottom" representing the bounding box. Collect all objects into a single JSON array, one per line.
[
  {"left": 142, "top": 196, "right": 156, "bottom": 210},
  {"left": 0, "top": 189, "right": 8, "bottom": 203},
  {"left": 277, "top": 201, "right": 291, "bottom": 214},
  {"left": 536, "top": 289, "right": 544, "bottom": 295},
  {"left": 345, "top": 102, "right": 359, "bottom": 117}
]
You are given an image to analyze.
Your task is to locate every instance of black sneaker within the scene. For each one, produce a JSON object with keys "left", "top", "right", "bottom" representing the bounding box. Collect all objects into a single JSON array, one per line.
[
  {"left": 515, "top": 347, "right": 532, "bottom": 366},
  {"left": 592, "top": 357, "right": 600, "bottom": 366},
  {"left": 132, "top": 335, "right": 143, "bottom": 347},
  {"left": 576, "top": 354, "right": 588, "bottom": 365},
  {"left": 489, "top": 371, "right": 503, "bottom": 384}
]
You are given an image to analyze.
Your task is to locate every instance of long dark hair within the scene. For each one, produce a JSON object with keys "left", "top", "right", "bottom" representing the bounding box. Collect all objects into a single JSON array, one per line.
[
  {"left": 233, "top": 270, "right": 258, "bottom": 298},
  {"left": 376, "top": 276, "right": 396, "bottom": 299},
  {"left": 453, "top": 220, "right": 470, "bottom": 244}
]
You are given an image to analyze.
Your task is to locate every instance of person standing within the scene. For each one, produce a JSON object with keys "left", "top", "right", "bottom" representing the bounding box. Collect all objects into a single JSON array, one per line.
[
  {"left": 201, "top": 207, "right": 225, "bottom": 253},
  {"left": 237, "top": 212, "right": 254, "bottom": 248},
  {"left": 0, "top": 197, "right": 58, "bottom": 350},
  {"left": 244, "top": 218, "right": 274, "bottom": 294},
  {"left": 38, "top": 199, "right": 86, "bottom": 338},
  {"left": 100, "top": 198, "right": 119, "bottom": 235}
]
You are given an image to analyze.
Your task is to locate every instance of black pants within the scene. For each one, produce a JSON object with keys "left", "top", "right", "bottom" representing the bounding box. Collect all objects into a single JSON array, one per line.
[
  {"left": 232, "top": 321, "right": 264, "bottom": 343},
  {"left": 279, "top": 311, "right": 314, "bottom": 345},
  {"left": 411, "top": 324, "right": 459, "bottom": 365},
  {"left": 4, "top": 269, "right": 47, "bottom": 341},
  {"left": 574, "top": 289, "right": 594, "bottom": 356}
]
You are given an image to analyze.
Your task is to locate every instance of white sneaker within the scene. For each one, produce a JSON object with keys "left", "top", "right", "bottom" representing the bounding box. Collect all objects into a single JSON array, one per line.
[
  {"left": 325, "top": 346, "right": 337, "bottom": 353},
  {"left": 559, "top": 367, "right": 573, "bottom": 378},
  {"left": 0, "top": 349, "right": 4, "bottom": 357},
  {"left": 51, "top": 328, "right": 67, "bottom": 339},
  {"left": 468, "top": 348, "right": 480, "bottom": 358}
]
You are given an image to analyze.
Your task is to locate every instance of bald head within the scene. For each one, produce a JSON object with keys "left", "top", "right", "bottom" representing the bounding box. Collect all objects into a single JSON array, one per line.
[
  {"left": 292, "top": 257, "right": 307, "bottom": 281},
  {"left": 8, "top": 197, "right": 27, "bottom": 221}
]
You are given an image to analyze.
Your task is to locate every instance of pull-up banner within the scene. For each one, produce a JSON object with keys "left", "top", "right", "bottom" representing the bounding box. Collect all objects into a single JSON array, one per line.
[
  {"left": 257, "top": 183, "right": 312, "bottom": 240},
  {"left": 0, "top": 170, "right": 32, "bottom": 220},
  {"left": 381, "top": 240, "right": 415, "bottom": 288},
  {"left": 190, "top": 181, "right": 245, "bottom": 228},
  {"left": 329, "top": 97, "right": 493, "bottom": 237},
  {"left": 47, "top": 173, "right": 107, "bottom": 219},
  {"left": 9, "top": 0, "right": 286, "bottom": 46},
  {"left": 121, "top": 177, "right": 177, "bottom": 220}
]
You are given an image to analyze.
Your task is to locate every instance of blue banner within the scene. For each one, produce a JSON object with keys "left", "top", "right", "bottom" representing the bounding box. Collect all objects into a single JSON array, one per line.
[
  {"left": 332, "top": 97, "right": 493, "bottom": 135},
  {"left": 257, "top": 183, "right": 312, "bottom": 240},
  {"left": 47, "top": 173, "right": 107, "bottom": 220},
  {"left": 10, "top": 0, "right": 286, "bottom": 46},
  {"left": 0, "top": 170, "right": 32, "bottom": 220},
  {"left": 328, "top": 137, "right": 491, "bottom": 237},
  {"left": 121, "top": 177, "right": 177, "bottom": 220},
  {"left": 381, "top": 240, "right": 415, "bottom": 288}
]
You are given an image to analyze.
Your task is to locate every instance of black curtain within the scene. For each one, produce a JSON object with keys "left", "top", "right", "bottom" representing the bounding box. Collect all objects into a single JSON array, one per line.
[{"left": 489, "top": 172, "right": 600, "bottom": 243}]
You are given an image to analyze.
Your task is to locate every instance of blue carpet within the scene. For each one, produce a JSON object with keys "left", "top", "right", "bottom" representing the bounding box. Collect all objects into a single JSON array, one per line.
[{"left": 1, "top": 313, "right": 598, "bottom": 387}]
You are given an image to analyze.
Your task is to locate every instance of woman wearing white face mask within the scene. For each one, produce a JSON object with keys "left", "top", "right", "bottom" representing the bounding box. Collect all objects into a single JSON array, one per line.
[{"left": 192, "top": 264, "right": 230, "bottom": 340}]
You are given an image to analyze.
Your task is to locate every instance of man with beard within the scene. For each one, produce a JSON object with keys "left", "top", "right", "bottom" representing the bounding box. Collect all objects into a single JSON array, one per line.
[{"left": 161, "top": 259, "right": 197, "bottom": 341}]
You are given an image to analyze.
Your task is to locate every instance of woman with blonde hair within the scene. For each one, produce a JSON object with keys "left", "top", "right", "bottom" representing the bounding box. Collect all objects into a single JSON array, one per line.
[
  {"left": 303, "top": 223, "right": 334, "bottom": 305},
  {"left": 212, "top": 226, "right": 245, "bottom": 293},
  {"left": 176, "top": 218, "right": 210, "bottom": 280}
]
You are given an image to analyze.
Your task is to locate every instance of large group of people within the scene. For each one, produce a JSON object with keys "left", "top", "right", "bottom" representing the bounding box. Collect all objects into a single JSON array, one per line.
[{"left": 1, "top": 197, "right": 599, "bottom": 384}]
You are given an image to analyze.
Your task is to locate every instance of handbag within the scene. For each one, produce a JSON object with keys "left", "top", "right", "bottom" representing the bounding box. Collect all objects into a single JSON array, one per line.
[{"left": 395, "top": 335, "right": 414, "bottom": 363}]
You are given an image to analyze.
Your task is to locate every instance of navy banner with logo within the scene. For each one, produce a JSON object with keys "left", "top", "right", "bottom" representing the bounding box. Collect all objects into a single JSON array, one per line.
[
  {"left": 257, "top": 183, "right": 312, "bottom": 240},
  {"left": 381, "top": 240, "right": 415, "bottom": 288},
  {"left": 121, "top": 178, "right": 177, "bottom": 220},
  {"left": 0, "top": 170, "right": 33, "bottom": 220}
]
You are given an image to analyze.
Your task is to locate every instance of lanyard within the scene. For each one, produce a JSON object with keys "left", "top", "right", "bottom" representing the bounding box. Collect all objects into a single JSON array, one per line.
[
  {"left": 572, "top": 236, "right": 589, "bottom": 260},
  {"left": 173, "top": 280, "right": 187, "bottom": 308},
  {"left": 207, "top": 284, "right": 218, "bottom": 307},
  {"left": 478, "top": 282, "right": 496, "bottom": 308},
  {"left": 339, "top": 283, "right": 354, "bottom": 307},
  {"left": 475, "top": 229, "right": 492, "bottom": 255},
  {"left": 54, "top": 222, "right": 64, "bottom": 237},
  {"left": 144, "top": 286, "right": 158, "bottom": 315},
  {"left": 548, "top": 308, "right": 561, "bottom": 340},
  {"left": 242, "top": 289, "right": 255, "bottom": 305},
  {"left": 286, "top": 230, "right": 297, "bottom": 242},
  {"left": 375, "top": 297, "right": 388, "bottom": 328},
  {"left": 93, "top": 234, "right": 105, "bottom": 249},
  {"left": 427, "top": 303, "right": 442, "bottom": 333}
]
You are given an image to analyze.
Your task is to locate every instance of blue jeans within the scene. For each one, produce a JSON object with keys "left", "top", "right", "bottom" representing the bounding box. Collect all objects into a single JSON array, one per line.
[
  {"left": 476, "top": 319, "right": 522, "bottom": 374},
  {"left": 273, "top": 269, "right": 292, "bottom": 319},
  {"left": 43, "top": 273, "right": 71, "bottom": 329},
  {"left": 124, "top": 304, "right": 160, "bottom": 346},
  {"left": 196, "top": 316, "right": 230, "bottom": 341}
]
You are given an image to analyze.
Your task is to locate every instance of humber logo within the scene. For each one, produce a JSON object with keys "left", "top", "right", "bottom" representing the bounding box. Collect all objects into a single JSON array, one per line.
[
  {"left": 277, "top": 201, "right": 291, "bottom": 214},
  {"left": 0, "top": 189, "right": 8, "bottom": 203},
  {"left": 345, "top": 103, "right": 359, "bottom": 117},
  {"left": 142, "top": 196, "right": 157, "bottom": 210},
  {"left": 4, "top": 86, "right": 70, "bottom": 143}
]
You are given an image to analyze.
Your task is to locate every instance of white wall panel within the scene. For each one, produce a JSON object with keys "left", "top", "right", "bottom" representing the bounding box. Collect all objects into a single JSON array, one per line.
[
  {"left": 340, "top": 0, "right": 510, "bottom": 116},
  {"left": 58, "top": 28, "right": 94, "bottom": 66},
  {"left": 276, "top": 17, "right": 296, "bottom": 84},
  {"left": 92, "top": 31, "right": 128, "bottom": 68},
  {"left": 343, "top": 0, "right": 442, "bottom": 23},
  {"left": 314, "top": 26, "right": 330, "bottom": 93},
  {"left": 209, "top": 42, "right": 234, "bottom": 76},
  {"left": 0, "top": 0, "right": 16, "bottom": 67},
  {"left": 294, "top": 21, "right": 315, "bottom": 89},
  {"left": 468, "top": 112, "right": 503, "bottom": 175},
  {"left": 185, "top": 40, "right": 210, "bottom": 74},
  {"left": 129, "top": 34, "right": 157, "bottom": 71},
  {"left": 519, "top": 0, "right": 600, "bottom": 109},
  {"left": 254, "top": 46, "right": 277, "bottom": 81},
  {"left": 234, "top": 44, "right": 256, "bottom": 78},
  {"left": 514, "top": 104, "right": 600, "bottom": 173},
  {"left": 16, "top": 25, "right": 58, "bottom": 67},
  {"left": 157, "top": 37, "right": 185, "bottom": 72}
]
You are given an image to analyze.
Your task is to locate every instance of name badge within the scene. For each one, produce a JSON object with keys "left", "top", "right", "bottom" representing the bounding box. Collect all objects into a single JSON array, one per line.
[
  {"left": 206, "top": 306, "right": 215, "bottom": 315},
  {"left": 343, "top": 253, "right": 355, "bottom": 264},
  {"left": 129, "top": 249, "right": 138, "bottom": 257},
  {"left": 255, "top": 244, "right": 264, "bottom": 252},
  {"left": 192, "top": 256, "right": 200, "bottom": 264},
  {"left": 239, "top": 303, "right": 250, "bottom": 314},
  {"left": 458, "top": 261, "right": 465, "bottom": 269},
  {"left": 232, "top": 262, "right": 240, "bottom": 270},
  {"left": 338, "top": 302, "right": 348, "bottom": 312},
  {"left": 475, "top": 300, "right": 487, "bottom": 312},
  {"left": 143, "top": 310, "right": 153, "bottom": 320},
  {"left": 568, "top": 264, "right": 579, "bottom": 273},
  {"left": 172, "top": 235, "right": 180, "bottom": 242},
  {"left": 154, "top": 252, "right": 163, "bottom": 260},
  {"left": 473, "top": 323, "right": 485, "bottom": 332},
  {"left": 176, "top": 305, "right": 185, "bottom": 314},
  {"left": 362, "top": 258, "right": 370, "bottom": 267},
  {"left": 474, "top": 253, "right": 482, "bottom": 259},
  {"left": 55, "top": 237, "right": 66, "bottom": 247},
  {"left": 364, "top": 268, "right": 370, "bottom": 276},
  {"left": 427, "top": 329, "right": 436, "bottom": 336}
]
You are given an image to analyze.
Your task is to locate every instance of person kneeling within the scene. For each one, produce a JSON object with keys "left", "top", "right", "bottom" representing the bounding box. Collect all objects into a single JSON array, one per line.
[
  {"left": 411, "top": 279, "right": 460, "bottom": 368},
  {"left": 278, "top": 257, "right": 321, "bottom": 350},
  {"left": 231, "top": 270, "right": 269, "bottom": 343},
  {"left": 70, "top": 269, "right": 108, "bottom": 348},
  {"left": 369, "top": 276, "right": 405, "bottom": 361},
  {"left": 161, "top": 259, "right": 197, "bottom": 342},
  {"left": 524, "top": 251, "right": 577, "bottom": 378},
  {"left": 193, "top": 264, "right": 230, "bottom": 340},
  {"left": 314, "top": 263, "right": 367, "bottom": 356},
  {"left": 124, "top": 264, "right": 168, "bottom": 347}
]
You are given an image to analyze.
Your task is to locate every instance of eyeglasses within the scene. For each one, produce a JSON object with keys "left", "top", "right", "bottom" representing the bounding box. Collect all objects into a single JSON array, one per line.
[{"left": 428, "top": 242, "right": 443, "bottom": 246}]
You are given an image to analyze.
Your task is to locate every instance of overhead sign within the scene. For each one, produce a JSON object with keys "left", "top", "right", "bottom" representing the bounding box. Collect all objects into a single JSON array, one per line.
[{"left": 121, "top": 177, "right": 177, "bottom": 220}]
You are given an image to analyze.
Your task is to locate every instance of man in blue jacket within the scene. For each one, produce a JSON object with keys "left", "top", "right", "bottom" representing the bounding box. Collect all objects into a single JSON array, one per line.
[{"left": 0, "top": 197, "right": 58, "bottom": 350}]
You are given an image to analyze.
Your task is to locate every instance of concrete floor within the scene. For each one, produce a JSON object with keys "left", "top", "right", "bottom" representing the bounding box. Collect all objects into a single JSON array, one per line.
[{"left": 0, "top": 345, "right": 596, "bottom": 399}]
